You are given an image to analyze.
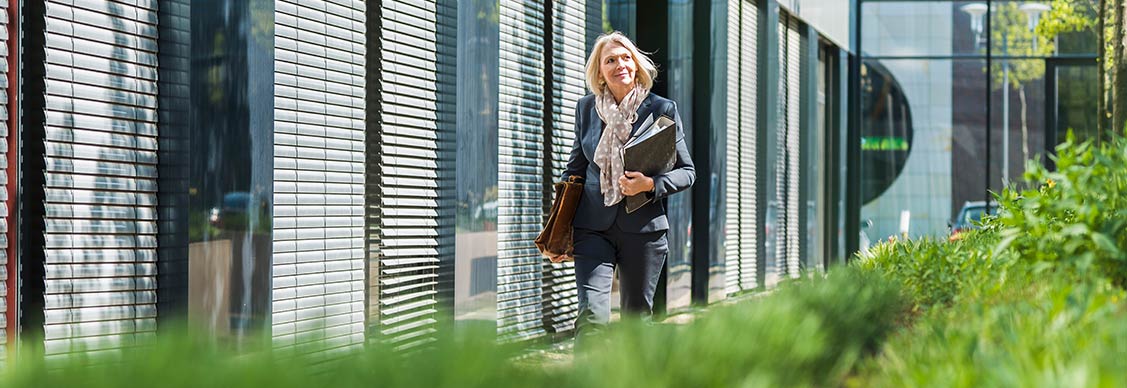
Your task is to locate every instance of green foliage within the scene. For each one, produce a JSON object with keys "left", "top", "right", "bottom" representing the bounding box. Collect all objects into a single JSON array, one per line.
[
  {"left": 854, "top": 274, "right": 1127, "bottom": 388},
  {"left": 1039, "top": 0, "right": 1099, "bottom": 36},
  {"left": 851, "top": 131, "right": 1127, "bottom": 387},
  {"left": 990, "top": 3, "right": 1055, "bottom": 91},
  {"left": 1, "top": 324, "right": 547, "bottom": 388},
  {"left": 855, "top": 228, "right": 1006, "bottom": 311},
  {"left": 570, "top": 268, "right": 904, "bottom": 388},
  {"left": 994, "top": 131, "right": 1127, "bottom": 286},
  {"left": 0, "top": 269, "right": 903, "bottom": 388}
]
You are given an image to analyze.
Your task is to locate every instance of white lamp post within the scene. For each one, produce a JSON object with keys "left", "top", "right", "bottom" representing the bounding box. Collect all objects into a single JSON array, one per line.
[
  {"left": 961, "top": 3, "right": 988, "bottom": 50},
  {"left": 961, "top": 2, "right": 1050, "bottom": 185},
  {"left": 1020, "top": 3, "right": 1051, "bottom": 50}
]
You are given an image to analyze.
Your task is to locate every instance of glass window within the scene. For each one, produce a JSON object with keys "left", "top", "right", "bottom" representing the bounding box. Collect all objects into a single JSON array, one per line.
[
  {"left": 664, "top": 0, "right": 694, "bottom": 310},
  {"left": 1054, "top": 65, "right": 1100, "bottom": 143},
  {"left": 989, "top": 59, "right": 1046, "bottom": 192},
  {"left": 455, "top": 0, "right": 500, "bottom": 323},
  {"left": 860, "top": 59, "right": 988, "bottom": 242}
]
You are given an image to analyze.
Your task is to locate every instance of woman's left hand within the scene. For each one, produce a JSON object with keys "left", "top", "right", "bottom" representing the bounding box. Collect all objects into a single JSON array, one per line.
[{"left": 619, "top": 171, "right": 655, "bottom": 196}]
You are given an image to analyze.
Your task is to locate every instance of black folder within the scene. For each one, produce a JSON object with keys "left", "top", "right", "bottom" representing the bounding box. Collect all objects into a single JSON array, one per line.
[{"left": 621, "top": 114, "right": 677, "bottom": 213}]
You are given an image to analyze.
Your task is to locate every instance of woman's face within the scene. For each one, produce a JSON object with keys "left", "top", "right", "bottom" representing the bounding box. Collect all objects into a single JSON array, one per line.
[{"left": 599, "top": 42, "right": 637, "bottom": 91}]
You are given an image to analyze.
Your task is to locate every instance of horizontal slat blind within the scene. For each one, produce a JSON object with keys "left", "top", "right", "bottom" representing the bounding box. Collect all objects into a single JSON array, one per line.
[
  {"left": 273, "top": 0, "right": 367, "bottom": 353},
  {"left": 739, "top": 0, "right": 759, "bottom": 290},
  {"left": 784, "top": 15, "right": 801, "bottom": 279},
  {"left": 726, "top": 0, "right": 760, "bottom": 295},
  {"left": 0, "top": 0, "right": 8, "bottom": 361},
  {"left": 371, "top": 0, "right": 442, "bottom": 351},
  {"left": 41, "top": 0, "right": 159, "bottom": 357},
  {"left": 544, "top": 0, "right": 584, "bottom": 333},
  {"left": 498, "top": 0, "right": 545, "bottom": 341},
  {"left": 724, "top": 0, "right": 741, "bottom": 296}
]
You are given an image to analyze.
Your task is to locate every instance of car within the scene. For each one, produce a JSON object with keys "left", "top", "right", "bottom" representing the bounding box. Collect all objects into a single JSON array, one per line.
[{"left": 948, "top": 201, "right": 998, "bottom": 240}]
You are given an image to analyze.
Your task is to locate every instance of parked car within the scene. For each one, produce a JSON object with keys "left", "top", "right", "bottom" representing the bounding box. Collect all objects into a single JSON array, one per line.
[{"left": 948, "top": 201, "right": 997, "bottom": 241}]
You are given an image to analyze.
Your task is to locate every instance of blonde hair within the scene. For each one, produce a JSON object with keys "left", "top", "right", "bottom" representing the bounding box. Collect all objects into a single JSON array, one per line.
[{"left": 585, "top": 31, "right": 658, "bottom": 95}]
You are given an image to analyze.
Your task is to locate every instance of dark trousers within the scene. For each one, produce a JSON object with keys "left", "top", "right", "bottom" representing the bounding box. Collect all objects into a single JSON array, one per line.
[{"left": 573, "top": 223, "right": 668, "bottom": 336}]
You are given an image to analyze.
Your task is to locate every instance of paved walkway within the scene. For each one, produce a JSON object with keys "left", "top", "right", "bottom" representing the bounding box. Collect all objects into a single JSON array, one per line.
[{"left": 517, "top": 290, "right": 772, "bottom": 369}]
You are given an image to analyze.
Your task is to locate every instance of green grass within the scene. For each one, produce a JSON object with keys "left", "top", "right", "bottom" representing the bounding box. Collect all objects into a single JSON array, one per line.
[{"left": 0, "top": 268, "right": 903, "bottom": 388}]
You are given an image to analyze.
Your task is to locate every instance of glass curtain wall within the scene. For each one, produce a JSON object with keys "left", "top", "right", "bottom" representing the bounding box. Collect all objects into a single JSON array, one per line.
[
  {"left": 665, "top": 0, "right": 694, "bottom": 311},
  {"left": 455, "top": 0, "right": 500, "bottom": 329},
  {"left": 858, "top": 0, "right": 1098, "bottom": 245}
]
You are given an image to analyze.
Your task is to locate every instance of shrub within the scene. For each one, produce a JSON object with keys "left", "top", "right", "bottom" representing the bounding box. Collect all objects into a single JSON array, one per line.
[
  {"left": 994, "top": 131, "right": 1127, "bottom": 286},
  {"left": 855, "top": 227, "right": 1008, "bottom": 311},
  {"left": 852, "top": 274, "right": 1127, "bottom": 388},
  {"left": 852, "top": 131, "right": 1127, "bottom": 387}
]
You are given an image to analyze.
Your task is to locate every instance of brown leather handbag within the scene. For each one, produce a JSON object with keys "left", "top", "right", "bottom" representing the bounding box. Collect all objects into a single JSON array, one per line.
[{"left": 535, "top": 175, "right": 584, "bottom": 263}]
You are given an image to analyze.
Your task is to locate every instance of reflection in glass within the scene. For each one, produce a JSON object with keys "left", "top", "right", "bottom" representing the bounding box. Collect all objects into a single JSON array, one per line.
[
  {"left": 807, "top": 47, "right": 828, "bottom": 272},
  {"left": 862, "top": 2, "right": 969, "bottom": 57},
  {"left": 1055, "top": 65, "right": 1099, "bottom": 143},
  {"left": 187, "top": 0, "right": 274, "bottom": 343},
  {"left": 664, "top": 0, "right": 693, "bottom": 311},
  {"left": 157, "top": 0, "right": 191, "bottom": 323},
  {"left": 860, "top": 59, "right": 987, "bottom": 242},
  {"left": 703, "top": 0, "right": 730, "bottom": 302},
  {"left": 990, "top": 59, "right": 1046, "bottom": 192},
  {"left": 605, "top": 0, "right": 637, "bottom": 37},
  {"left": 455, "top": 0, "right": 500, "bottom": 324}
]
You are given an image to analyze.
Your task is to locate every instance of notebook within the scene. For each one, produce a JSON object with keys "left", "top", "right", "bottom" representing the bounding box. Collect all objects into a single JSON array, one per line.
[{"left": 621, "top": 114, "right": 677, "bottom": 213}]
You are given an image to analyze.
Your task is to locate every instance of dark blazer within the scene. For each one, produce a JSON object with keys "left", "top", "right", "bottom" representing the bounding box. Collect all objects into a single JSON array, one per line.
[{"left": 561, "top": 93, "right": 696, "bottom": 233}]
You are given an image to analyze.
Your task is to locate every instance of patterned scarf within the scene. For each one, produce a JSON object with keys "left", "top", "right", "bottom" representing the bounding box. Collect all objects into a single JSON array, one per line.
[{"left": 593, "top": 85, "right": 649, "bottom": 207}]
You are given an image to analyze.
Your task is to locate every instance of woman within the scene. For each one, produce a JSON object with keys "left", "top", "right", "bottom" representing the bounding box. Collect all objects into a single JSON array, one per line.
[{"left": 554, "top": 32, "right": 695, "bottom": 336}]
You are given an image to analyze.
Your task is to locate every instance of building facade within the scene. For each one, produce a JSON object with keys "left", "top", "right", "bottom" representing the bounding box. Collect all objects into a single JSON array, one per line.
[{"left": 0, "top": 0, "right": 1098, "bottom": 360}]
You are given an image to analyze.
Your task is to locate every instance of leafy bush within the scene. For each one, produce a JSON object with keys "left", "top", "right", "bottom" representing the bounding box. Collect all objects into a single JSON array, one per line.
[
  {"left": 994, "top": 131, "right": 1127, "bottom": 286},
  {"left": 852, "top": 273, "right": 1127, "bottom": 388},
  {"left": 851, "top": 132, "right": 1127, "bottom": 387},
  {"left": 855, "top": 228, "right": 1006, "bottom": 311}
]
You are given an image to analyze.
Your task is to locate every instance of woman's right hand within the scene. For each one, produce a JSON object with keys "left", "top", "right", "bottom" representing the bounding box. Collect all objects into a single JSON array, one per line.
[{"left": 549, "top": 254, "right": 572, "bottom": 263}]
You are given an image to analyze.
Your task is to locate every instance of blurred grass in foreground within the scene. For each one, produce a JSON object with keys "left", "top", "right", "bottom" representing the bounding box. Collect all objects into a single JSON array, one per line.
[{"left": 0, "top": 268, "right": 902, "bottom": 388}]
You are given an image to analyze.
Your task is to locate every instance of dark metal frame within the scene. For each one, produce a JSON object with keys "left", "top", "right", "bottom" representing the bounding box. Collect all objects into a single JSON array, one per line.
[
  {"left": 690, "top": 0, "right": 715, "bottom": 304},
  {"left": 364, "top": 0, "right": 384, "bottom": 343},
  {"left": 1044, "top": 57, "right": 1100, "bottom": 171},
  {"left": 4, "top": 0, "right": 17, "bottom": 352},
  {"left": 797, "top": 23, "right": 815, "bottom": 269},
  {"left": 19, "top": 0, "right": 47, "bottom": 352}
]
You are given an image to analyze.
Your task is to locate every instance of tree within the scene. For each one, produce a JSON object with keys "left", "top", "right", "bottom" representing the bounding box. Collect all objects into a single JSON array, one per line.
[{"left": 1113, "top": 0, "right": 1127, "bottom": 133}]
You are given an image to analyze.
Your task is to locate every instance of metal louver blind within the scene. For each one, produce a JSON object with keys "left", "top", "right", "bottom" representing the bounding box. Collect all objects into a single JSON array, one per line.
[
  {"left": 0, "top": 0, "right": 8, "bottom": 361},
  {"left": 272, "top": 0, "right": 367, "bottom": 353},
  {"left": 723, "top": 0, "right": 741, "bottom": 296},
  {"left": 739, "top": 0, "right": 758, "bottom": 291},
  {"left": 41, "top": 0, "right": 159, "bottom": 357},
  {"left": 371, "top": 0, "right": 442, "bottom": 351},
  {"left": 784, "top": 15, "right": 802, "bottom": 279},
  {"left": 498, "top": 1, "right": 545, "bottom": 341},
  {"left": 725, "top": 0, "right": 760, "bottom": 295},
  {"left": 544, "top": 0, "right": 584, "bottom": 333}
]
